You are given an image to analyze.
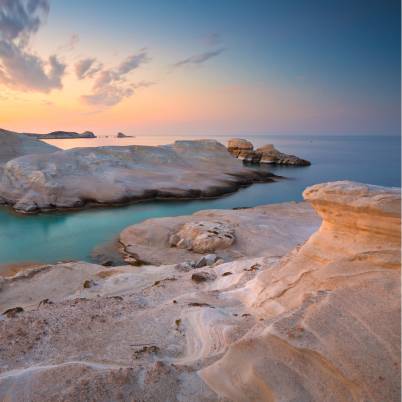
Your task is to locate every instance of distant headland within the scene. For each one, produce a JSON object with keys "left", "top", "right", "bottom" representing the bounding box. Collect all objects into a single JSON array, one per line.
[{"left": 21, "top": 130, "right": 96, "bottom": 139}]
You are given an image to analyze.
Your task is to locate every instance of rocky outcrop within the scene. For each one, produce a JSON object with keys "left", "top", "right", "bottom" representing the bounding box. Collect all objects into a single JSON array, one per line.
[
  {"left": 22, "top": 130, "right": 96, "bottom": 139},
  {"left": 0, "top": 140, "right": 278, "bottom": 213},
  {"left": 227, "top": 138, "right": 311, "bottom": 166},
  {"left": 0, "top": 181, "right": 399, "bottom": 402},
  {"left": 201, "top": 181, "right": 401, "bottom": 401},
  {"left": 227, "top": 138, "right": 253, "bottom": 152},
  {"left": 0, "top": 129, "right": 59, "bottom": 166},
  {"left": 119, "top": 202, "right": 320, "bottom": 266}
]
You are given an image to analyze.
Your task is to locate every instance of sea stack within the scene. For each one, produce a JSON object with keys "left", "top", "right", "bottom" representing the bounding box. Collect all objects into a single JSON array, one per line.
[{"left": 227, "top": 138, "right": 311, "bottom": 166}]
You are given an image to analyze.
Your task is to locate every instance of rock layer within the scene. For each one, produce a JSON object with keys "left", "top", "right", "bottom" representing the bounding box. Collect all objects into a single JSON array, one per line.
[
  {"left": 201, "top": 181, "right": 401, "bottom": 401},
  {"left": 227, "top": 138, "right": 311, "bottom": 166},
  {"left": 0, "top": 140, "right": 277, "bottom": 213}
]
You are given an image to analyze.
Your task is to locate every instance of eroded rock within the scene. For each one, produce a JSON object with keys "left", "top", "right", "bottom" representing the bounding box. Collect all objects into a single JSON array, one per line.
[
  {"left": 227, "top": 138, "right": 311, "bottom": 166},
  {"left": 0, "top": 140, "right": 277, "bottom": 213},
  {"left": 170, "top": 222, "right": 235, "bottom": 253}
]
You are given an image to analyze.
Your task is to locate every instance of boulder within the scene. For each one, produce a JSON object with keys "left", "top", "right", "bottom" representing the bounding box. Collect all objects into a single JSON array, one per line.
[
  {"left": 170, "top": 221, "right": 235, "bottom": 253},
  {"left": 256, "top": 144, "right": 311, "bottom": 166},
  {"left": 227, "top": 138, "right": 253, "bottom": 152},
  {"left": 195, "top": 254, "right": 218, "bottom": 268},
  {"left": 227, "top": 139, "right": 311, "bottom": 166}
]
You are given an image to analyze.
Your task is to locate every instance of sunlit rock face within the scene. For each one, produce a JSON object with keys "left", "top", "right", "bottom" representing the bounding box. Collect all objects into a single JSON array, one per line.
[
  {"left": 0, "top": 181, "right": 399, "bottom": 402},
  {"left": 227, "top": 137, "right": 311, "bottom": 166},
  {"left": 201, "top": 181, "right": 401, "bottom": 402},
  {"left": 0, "top": 140, "right": 277, "bottom": 213},
  {"left": 0, "top": 129, "right": 59, "bottom": 165}
]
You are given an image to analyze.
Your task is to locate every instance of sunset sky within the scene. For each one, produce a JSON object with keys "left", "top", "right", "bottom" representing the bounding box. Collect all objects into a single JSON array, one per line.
[{"left": 0, "top": 0, "right": 400, "bottom": 136}]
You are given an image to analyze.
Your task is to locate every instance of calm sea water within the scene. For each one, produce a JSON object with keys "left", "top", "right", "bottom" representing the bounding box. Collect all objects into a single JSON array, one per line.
[{"left": 0, "top": 134, "right": 400, "bottom": 265}]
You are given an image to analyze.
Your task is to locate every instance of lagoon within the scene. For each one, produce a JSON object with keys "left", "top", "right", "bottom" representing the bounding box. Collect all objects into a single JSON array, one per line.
[{"left": 0, "top": 134, "right": 400, "bottom": 266}]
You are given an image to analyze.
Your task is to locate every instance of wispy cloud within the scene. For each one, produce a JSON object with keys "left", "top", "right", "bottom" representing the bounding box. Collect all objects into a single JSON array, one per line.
[
  {"left": 202, "top": 32, "right": 222, "bottom": 47},
  {"left": 82, "top": 85, "right": 134, "bottom": 107},
  {"left": 57, "top": 33, "right": 80, "bottom": 52},
  {"left": 75, "top": 58, "right": 103, "bottom": 80},
  {"left": 0, "top": 0, "right": 66, "bottom": 93},
  {"left": 173, "top": 47, "right": 225, "bottom": 68},
  {"left": 81, "top": 49, "right": 151, "bottom": 107}
]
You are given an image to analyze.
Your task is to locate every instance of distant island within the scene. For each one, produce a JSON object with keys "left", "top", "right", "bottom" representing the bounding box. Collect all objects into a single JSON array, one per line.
[
  {"left": 117, "top": 132, "right": 135, "bottom": 138},
  {"left": 21, "top": 130, "right": 96, "bottom": 139}
]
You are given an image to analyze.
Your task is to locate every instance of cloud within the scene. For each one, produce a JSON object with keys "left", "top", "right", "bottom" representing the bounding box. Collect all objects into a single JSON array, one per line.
[
  {"left": 0, "top": 0, "right": 49, "bottom": 43},
  {"left": 116, "top": 50, "right": 149, "bottom": 75},
  {"left": 0, "top": 40, "right": 65, "bottom": 92},
  {"left": 82, "top": 86, "right": 134, "bottom": 107},
  {"left": 173, "top": 48, "right": 225, "bottom": 68},
  {"left": 82, "top": 49, "right": 151, "bottom": 107},
  {"left": 132, "top": 80, "right": 155, "bottom": 89},
  {"left": 0, "top": 0, "right": 66, "bottom": 93},
  {"left": 75, "top": 57, "right": 103, "bottom": 80},
  {"left": 202, "top": 32, "right": 222, "bottom": 47}
]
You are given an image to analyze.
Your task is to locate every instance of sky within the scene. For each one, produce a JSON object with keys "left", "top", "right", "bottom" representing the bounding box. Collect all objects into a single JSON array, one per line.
[{"left": 0, "top": 0, "right": 400, "bottom": 136}]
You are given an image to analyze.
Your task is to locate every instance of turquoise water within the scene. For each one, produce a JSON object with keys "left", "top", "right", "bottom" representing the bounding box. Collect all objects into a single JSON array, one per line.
[{"left": 0, "top": 135, "right": 400, "bottom": 265}]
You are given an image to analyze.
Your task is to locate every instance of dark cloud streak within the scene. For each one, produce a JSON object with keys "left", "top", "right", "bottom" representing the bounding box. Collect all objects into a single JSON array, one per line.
[{"left": 173, "top": 48, "right": 225, "bottom": 68}]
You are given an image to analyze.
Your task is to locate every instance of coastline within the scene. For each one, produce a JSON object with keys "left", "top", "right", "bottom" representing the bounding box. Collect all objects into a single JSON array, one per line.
[
  {"left": 0, "top": 170, "right": 279, "bottom": 215},
  {"left": 0, "top": 181, "right": 399, "bottom": 401}
]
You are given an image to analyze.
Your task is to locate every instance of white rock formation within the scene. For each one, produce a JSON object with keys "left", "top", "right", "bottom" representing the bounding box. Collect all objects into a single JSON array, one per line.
[
  {"left": 0, "top": 181, "right": 399, "bottom": 401},
  {"left": 0, "top": 140, "right": 276, "bottom": 213},
  {"left": 0, "top": 129, "right": 58, "bottom": 166}
]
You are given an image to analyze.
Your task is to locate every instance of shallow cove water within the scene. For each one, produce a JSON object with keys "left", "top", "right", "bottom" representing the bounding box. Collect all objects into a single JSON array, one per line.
[{"left": 0, "top": 135, "right": 400, "bottom": 266}]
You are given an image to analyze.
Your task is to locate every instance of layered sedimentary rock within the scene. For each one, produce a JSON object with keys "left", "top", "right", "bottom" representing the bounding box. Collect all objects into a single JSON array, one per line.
[
  {"left": 0, "top": 140, "right": 277, "bottom": 213},
  {"left": 201, "top": 181, "right": 401, "bottom": 401},
  {"left": 227, "top": 138, "right": 311, "bottom": 166},
  {"left": 0, "top": 181, "right": 399, "bottom": 402},
  {"left": 21, "top": 130, "right": 96, "bottom": 139},
  {"left": 0, "top": 129, "right": 59, "bottom": 166}
]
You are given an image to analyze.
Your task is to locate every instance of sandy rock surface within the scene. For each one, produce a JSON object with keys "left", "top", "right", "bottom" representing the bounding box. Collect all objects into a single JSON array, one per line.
[
  {"left": 0, "top": 181, "right": 399, "bottom": 402},
  {"left": 0, "top": 139, "right": 277, "bottom": 213}
]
